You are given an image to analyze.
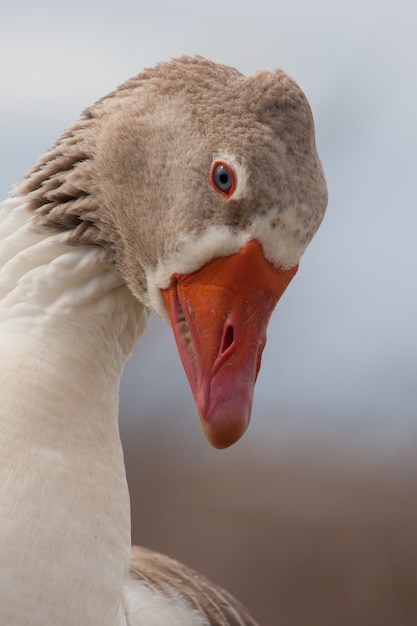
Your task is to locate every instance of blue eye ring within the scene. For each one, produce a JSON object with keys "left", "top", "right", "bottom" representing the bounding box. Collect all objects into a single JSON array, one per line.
[{"left": 210, "top": 160, "right": 237, "bottom": 198}]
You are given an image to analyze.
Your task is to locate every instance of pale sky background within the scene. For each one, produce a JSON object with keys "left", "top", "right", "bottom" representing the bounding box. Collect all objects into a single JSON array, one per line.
[{"left": 1, "top": 0, "right": 416, "bottom": 461}]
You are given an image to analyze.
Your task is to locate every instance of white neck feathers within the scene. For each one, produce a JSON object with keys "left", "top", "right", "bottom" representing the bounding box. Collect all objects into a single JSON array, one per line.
[{"left": 0, "top": 196, "right": 147, "bottom": 626}]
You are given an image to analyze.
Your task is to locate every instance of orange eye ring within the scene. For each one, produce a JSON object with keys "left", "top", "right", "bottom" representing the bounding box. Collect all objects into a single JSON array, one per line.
[{"left": 210, "top": 160, "right": 237, "bottom": 198}]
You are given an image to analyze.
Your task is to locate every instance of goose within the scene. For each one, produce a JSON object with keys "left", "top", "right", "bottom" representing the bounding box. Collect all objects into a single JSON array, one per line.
[{"left": 0, "top": 56, "right": 327, "bottom": 625}]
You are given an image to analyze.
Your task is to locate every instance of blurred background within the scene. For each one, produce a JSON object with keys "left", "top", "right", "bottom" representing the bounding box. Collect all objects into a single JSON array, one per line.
[{"left": 1, "top": 1, "right": 417, "bottom": 624}]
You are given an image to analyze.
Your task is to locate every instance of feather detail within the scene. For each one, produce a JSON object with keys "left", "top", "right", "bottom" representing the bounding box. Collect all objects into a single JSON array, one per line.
[{"left": 127, "top": 546, "right": 259, "bottom": 626}]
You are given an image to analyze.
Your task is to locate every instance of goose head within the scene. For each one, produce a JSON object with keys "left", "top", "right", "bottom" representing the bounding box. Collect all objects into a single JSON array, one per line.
[{"left": 24, "top": 56, "right": 327, "bottom": 449}]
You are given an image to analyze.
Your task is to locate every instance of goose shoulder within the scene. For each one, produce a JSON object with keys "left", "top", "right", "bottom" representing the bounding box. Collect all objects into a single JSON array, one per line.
[{"left": 126, "top": 546, "right": 259, "bottom": 626}]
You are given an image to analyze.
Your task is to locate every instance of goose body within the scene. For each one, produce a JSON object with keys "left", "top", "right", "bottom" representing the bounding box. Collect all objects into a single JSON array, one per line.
[{"left": 0, "top": 57, "right": 327, "bottom": 624}]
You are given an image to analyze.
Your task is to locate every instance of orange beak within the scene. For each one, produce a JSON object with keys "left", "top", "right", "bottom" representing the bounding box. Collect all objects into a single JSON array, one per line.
[{"left": 162, "top": 239, "right": 298, "bottom": 449}]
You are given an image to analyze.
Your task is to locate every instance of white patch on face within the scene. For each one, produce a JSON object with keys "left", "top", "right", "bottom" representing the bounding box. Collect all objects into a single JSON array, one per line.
[
  {"left": 145, "top": 204, "right": 311, "bottom": 321},
  {"left": 145, "top": 227, "right": 250, "bottom": 321},
  {"left": 251, "top": 203, "right": 313, "bottom": 269}
]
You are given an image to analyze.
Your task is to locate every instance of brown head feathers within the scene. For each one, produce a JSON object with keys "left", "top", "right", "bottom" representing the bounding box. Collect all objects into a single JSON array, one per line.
[{"left": 19, "top": 55, "right": 327, "bottom": 308}]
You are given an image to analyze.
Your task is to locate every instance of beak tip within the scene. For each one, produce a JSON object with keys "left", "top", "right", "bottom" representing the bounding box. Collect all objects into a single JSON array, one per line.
[
  {"left": 201, "top": 422, "right": 249, "bottom": 449},
  {"left": 198, "top": 397, "right": 252, "bottom": 449}
]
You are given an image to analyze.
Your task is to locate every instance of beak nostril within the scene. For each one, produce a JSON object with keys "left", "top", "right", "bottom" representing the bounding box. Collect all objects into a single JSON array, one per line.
[{"left": 220, "top": 324, "right": 235, "bottom": 355}]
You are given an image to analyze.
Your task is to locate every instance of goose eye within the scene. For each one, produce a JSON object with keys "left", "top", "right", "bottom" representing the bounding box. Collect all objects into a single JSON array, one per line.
[{"left": 210, "top": 161, "right": 237, "bottom": 198}]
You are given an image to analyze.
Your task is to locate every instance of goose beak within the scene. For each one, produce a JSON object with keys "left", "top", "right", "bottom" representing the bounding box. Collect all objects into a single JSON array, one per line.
[{"left": 162, "top": 239, "right": 298, "bottom": 449}]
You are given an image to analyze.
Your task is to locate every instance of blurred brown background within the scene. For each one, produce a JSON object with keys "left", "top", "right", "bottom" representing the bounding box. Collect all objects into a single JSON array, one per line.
[
  {"left": 123, "top": 424, "right": 417, "bottom": 626},
  {"left": 120, "top": 314, "right": 417, "bottom": 626}
]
